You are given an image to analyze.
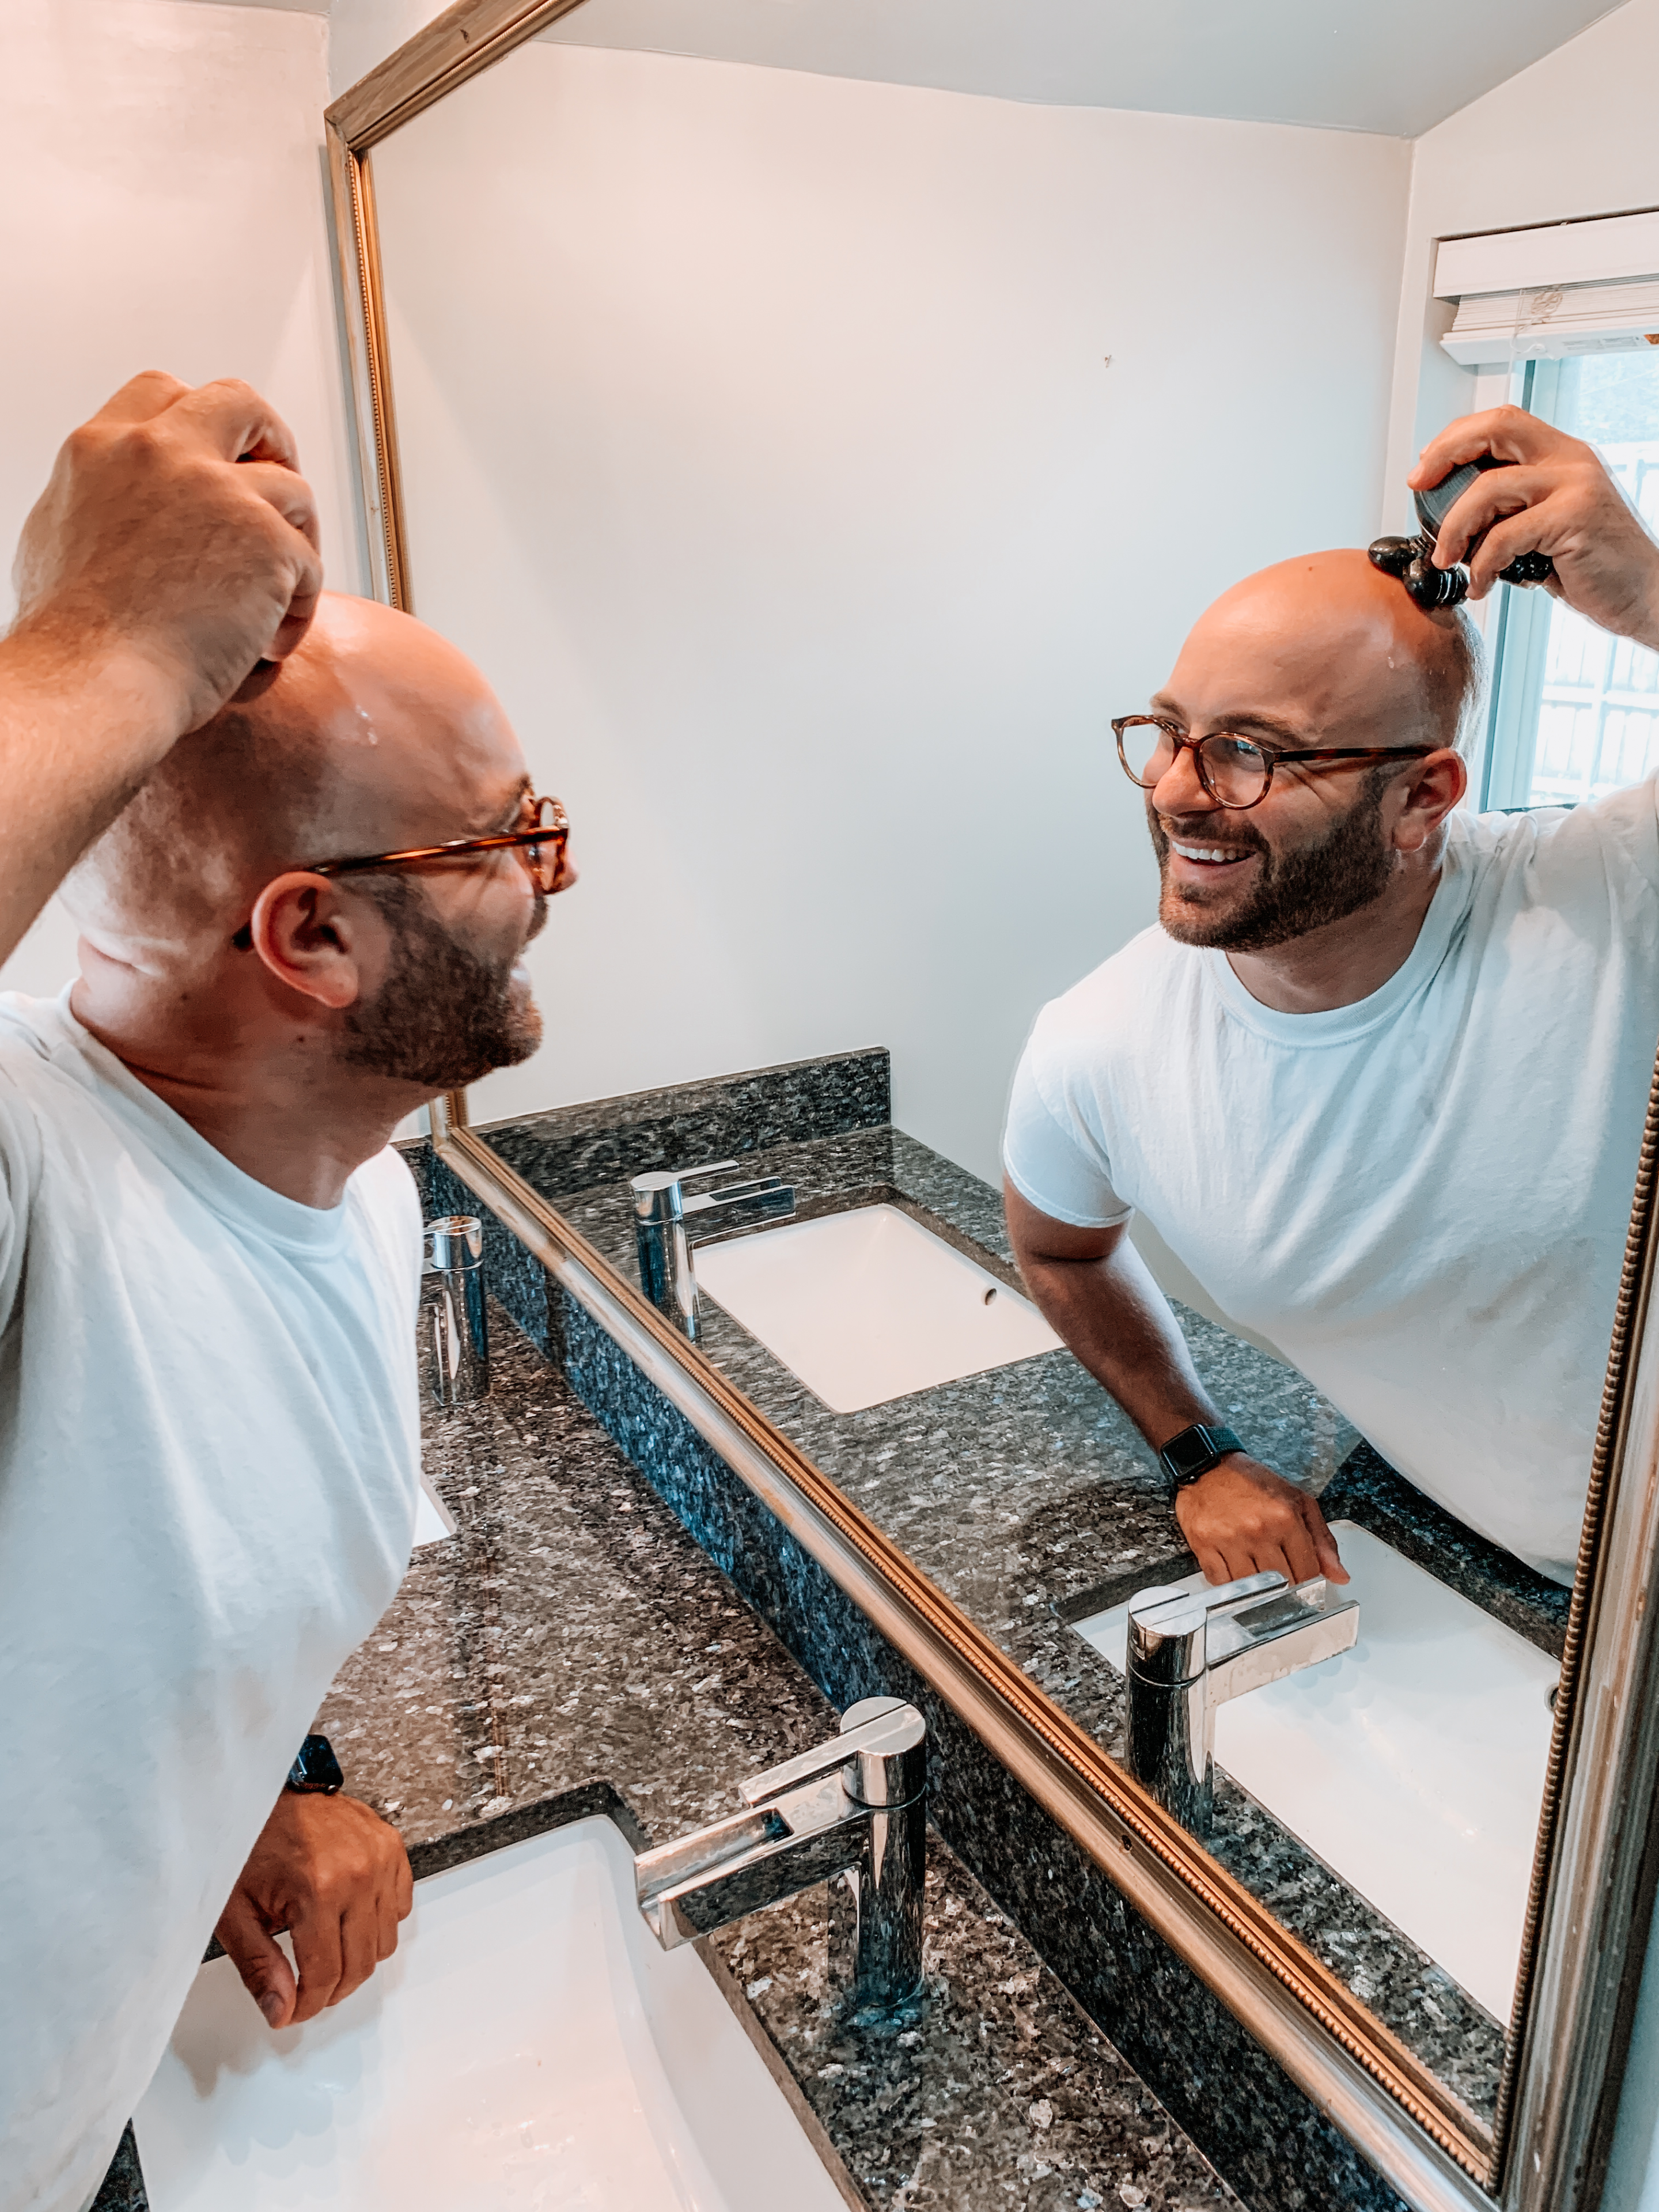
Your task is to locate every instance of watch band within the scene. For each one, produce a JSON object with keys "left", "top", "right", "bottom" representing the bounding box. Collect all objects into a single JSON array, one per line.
[
  {"left": 285, "top": 1733, "right": 344, "bottom": 1796},
  {"left": 1158, "top": 1422, "right": 1244, "bottom": 1494}
]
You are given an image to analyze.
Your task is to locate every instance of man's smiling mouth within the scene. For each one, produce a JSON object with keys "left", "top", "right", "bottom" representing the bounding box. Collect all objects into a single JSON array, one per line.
[{"left": 1170, "top": 840, "right": 1253, "bottom": 866}]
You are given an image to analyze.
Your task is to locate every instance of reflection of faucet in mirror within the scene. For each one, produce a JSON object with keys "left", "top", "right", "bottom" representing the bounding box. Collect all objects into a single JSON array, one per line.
[
  {"left": 631, "top": 1161, "right": 796, "bottom": 1342},
  {"left": 1126, "top": 1571, "right": 1358, "bottom": 1835},
  {"left": 635, "top": 1696, "right": 927, "bottom": 2015}
]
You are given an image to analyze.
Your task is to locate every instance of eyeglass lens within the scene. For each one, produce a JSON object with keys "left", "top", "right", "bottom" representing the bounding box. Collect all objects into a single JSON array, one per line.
[
  {"left": 525, "top": 798, "right": 567, "bottom": 893},
  {"left": 1121, "top": 724, "right": 1271, "bottom": 808}
]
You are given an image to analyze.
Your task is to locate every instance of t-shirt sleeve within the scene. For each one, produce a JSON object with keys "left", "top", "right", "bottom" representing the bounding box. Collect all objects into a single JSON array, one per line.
[
  {"left": 1001, "top": 1029, "right": 1133, "bottom": 1230},
  {"left": 0, "top": 1070, "right": 39, "bottom": 1339}
]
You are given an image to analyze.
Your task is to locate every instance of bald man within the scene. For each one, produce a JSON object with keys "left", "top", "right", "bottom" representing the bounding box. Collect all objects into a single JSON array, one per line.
[
  {"left": 3, "top": 408, "right": 569, "bottom": 2202},
  {"left": 1004, "top": 540, "right": 1658, "bottom": 1595}
]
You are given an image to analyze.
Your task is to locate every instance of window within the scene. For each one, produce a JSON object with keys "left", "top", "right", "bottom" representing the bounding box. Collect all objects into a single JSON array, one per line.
[{"left": 1480, "top": 349, "right": 1659, "bottom": 809}]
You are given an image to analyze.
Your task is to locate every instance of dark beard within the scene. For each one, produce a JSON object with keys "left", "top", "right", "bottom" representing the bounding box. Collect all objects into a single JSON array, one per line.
[
  {"left": 1150, "top": 772, "right": 1396, "bottom": 953},
  {"left": 342, "top": 880, "right": 543, "bottom": 1089}
]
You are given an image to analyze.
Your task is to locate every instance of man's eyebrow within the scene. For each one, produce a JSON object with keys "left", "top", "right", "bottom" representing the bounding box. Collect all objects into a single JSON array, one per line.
[
  {"left": 1148, "top": 698, "right": 1313, "bottom": 748},
  {"left": 476, "top": 778, "right": 533, "bottom": 835}
]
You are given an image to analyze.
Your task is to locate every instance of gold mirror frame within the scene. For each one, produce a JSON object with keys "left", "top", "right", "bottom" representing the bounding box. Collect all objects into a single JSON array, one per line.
[{"left": 325, "top": 13, "right": 1659, "bottom": 2202}]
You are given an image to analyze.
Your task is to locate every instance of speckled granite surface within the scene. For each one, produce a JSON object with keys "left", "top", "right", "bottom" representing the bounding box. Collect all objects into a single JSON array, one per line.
[
  {"left": 490, "top": 1104, "right": 1552, "bottom": 2127},
  {"left": 100, "top": 1310, "right": 1235, "bottom": 2212},
  {"left": 419, "top": 1107, "right": 1426, "bottom": 2212}
]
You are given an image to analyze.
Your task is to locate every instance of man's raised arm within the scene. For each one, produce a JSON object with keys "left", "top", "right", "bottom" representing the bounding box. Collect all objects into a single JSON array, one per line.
[
  {"left": 1004, "top": 1180, "right": 1346, "bottom": 1588},
  {"left": 0, "top": 372, "right": 322, "bottom": 968}
]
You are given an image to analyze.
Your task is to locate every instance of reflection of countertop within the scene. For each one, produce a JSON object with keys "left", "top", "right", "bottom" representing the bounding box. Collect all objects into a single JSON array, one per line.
[
  {"left": 96, "top": 1304, "right": 1233, "bottom": 2212},
  {"left": 484, "top": 1053, "right": 1573, "bottom": 2135}
]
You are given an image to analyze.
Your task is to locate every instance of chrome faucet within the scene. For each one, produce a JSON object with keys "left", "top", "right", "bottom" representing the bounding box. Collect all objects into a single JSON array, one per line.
[
  {"left": 631, "top": 1159, "right": 796, "bottom": 1342},
  {"left": 1126, "top": 1570, "right": 1358, "bottom": 1834},
  {"left": 421, "top": 1214, "right": 490, "bottom": 1406},
  {"left": 635, "top": 1696, "right": 927, "bottom": 2014}
]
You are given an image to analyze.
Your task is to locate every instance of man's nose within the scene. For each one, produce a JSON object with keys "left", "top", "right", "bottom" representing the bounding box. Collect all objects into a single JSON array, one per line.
[{"left": 1150, "top": 740, "right": 1219, "bottom": 816}]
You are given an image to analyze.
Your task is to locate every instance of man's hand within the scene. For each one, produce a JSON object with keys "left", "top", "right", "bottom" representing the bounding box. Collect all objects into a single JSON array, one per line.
[
  {"left": 12, "top": 370, "right": 323, "bottom": 733},
  {"left": 215, "top": 1789, "right": 412, "bottom": 2031},
  {"left": 1175, "top": 1453, "right": 1348, "bottom": 1589},
  {"left": 1409, "top": 404, "right": 1659, "bottom": 650}
]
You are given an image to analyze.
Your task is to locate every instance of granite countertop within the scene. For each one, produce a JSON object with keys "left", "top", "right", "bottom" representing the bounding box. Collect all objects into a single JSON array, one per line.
[
  {"left": 316, "top": 1309, "right": 1237, "bottom": 2211},
  {"left": 534, "top": 1117, "right": 1570, "bottom": 2130}
]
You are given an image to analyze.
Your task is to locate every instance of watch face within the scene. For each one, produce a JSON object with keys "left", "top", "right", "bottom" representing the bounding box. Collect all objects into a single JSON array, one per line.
[{"left": 287, "top": 1734, "right": 344, "bottom": 1794}]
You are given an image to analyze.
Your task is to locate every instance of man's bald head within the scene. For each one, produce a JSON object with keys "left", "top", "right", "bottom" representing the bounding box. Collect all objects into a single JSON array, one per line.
[
  {"left": 65, "top": 593, "right": 521, "bottom": 961},
  {"left": 1182, "top": 548, "right": 1484, "bottom": 757}
]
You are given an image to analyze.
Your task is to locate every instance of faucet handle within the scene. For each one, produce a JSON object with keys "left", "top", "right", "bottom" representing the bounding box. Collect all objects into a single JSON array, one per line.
[
  {"left": 631, "top": 1160, "right": 740, "bottom": 1225},
  {"left": 1127, "top": 1569, "right": 1286, "bottom": 1679},
  {"left": 738, "top": 1697, "right": 927, "bottom": 1813}
]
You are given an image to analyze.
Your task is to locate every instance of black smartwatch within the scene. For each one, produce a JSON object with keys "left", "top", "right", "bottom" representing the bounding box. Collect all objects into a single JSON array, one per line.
[
  {"left": 285, "top": 1733, "right": 344, "bottom": 1796},
  {"left": 1158, "top": 1422, "right": 1245, "bottom": 1495}
]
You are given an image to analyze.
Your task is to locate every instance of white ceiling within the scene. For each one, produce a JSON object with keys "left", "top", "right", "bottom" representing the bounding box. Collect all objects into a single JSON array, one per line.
[{"left": 537, "top": 0, "right": 1626, "bottom": 137}]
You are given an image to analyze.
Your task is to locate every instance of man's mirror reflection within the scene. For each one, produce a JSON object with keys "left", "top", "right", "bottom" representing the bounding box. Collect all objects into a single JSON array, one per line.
[{"left": 1005, "top": 485, "right": 1652, "bottom": 1596}]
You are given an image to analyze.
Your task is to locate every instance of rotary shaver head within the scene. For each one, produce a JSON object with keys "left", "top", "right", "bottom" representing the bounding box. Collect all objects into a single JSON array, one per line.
[
  {"left": 1366, "top": 534, "right": 1470, "bottom": 609},
  {"left": 1368, "top": 453, "right": 1555, "bottom": 611}
]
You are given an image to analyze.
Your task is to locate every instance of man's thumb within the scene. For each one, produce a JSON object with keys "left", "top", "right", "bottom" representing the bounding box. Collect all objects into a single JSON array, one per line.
[{"left": 216, "top": 1892, "right": 298, "bottom": 2029}]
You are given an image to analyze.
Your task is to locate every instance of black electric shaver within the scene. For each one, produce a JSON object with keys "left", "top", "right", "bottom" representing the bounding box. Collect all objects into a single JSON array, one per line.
[{"left": 1368, "top": 454, "right": 1555, "bottom": 611}]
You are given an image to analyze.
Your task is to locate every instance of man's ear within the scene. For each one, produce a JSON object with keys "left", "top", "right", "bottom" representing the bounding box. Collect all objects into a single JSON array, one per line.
[
  {"left": 248, "top": 873, "right": 383, "bottom": 1011},
  {"left": 1392, "top": 748, "right": 1468, "bottom": 856}
]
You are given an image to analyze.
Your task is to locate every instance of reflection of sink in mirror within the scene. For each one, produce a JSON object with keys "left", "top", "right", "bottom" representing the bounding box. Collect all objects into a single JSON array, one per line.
[
  {"left": 411, "top": 1476, "right": 454, "bottom": 1548},
  {"left": 693, "top": 1202, "right": 1061, "bottom": 1413},
  {"left": 1073, "top": 1520, "right": 1557, "bottom": 2020},
  {"left": 133, "top": 1815, "right": 845, "bottom": 2211}
]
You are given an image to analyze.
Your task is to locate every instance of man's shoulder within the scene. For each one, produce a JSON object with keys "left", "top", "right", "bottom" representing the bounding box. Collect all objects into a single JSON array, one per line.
[
  {"left": 350, "top": 1145, "right": 423, "bottom": 1238},
  {"left": 1452, "top": 777, "right": 1659, "bottom": 895},
  {"left": 1033, "top": 925, "right": 1205, "bottom": 1040}
]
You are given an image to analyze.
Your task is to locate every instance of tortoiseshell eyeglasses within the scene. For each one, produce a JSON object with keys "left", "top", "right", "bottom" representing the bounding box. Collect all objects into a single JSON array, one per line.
[{"left": 305, "top": 794, "right": 572, "bottom": 895}]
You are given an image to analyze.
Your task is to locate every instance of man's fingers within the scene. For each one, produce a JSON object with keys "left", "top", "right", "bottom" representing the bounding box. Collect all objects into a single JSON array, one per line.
[
  {"left": 215, "top": 1893, "right": 298, "bottom": 2031},
  {"left": 1192, "top": 1543, "right": 1233, "bottom": 1586},
  {"left": 234, "top": 459, "right": 321, "bottom": 553},
  {"left": 1410, "top": 404, "right": 1562, "bottom": 490},
  {"left": 88, "top": 369, "right": 192, "bottom": 427},
  {"left": 335, "top": 1891, "right": 380, "bottom": 2003},
  {"left": 376, "top": 1883, "right": 403, "bottom": 1963},
  {"left": 1277, "top": 1512, "right": 1323, "bottom": 1588},
  {"left": 1301, "top": 1499, "right": 1350, "bottom": 1585},
  {"left": 171, "top": 377, "right": 303, "bottom": 472},
  {"left": 1429, "top": 466, "right": 1546, "bottom": 570},
  {"left": 286, "top": 1903, "right": 345, "bottom": 2025},
  {"left": 1464, "top": 505, "right": 1567, "bottom": 596}
]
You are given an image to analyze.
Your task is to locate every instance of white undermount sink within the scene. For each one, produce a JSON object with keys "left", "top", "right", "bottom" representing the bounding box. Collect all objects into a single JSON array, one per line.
[
  {"left": 1073, "top": 1520, "right": 1558, "bottom": 2020},
  {"left": 133, "top": 1815, "right": 846, "bottom": 2211},
  {"left": 692, "top": 1202, "right": 1061, "bottom": 1413}
]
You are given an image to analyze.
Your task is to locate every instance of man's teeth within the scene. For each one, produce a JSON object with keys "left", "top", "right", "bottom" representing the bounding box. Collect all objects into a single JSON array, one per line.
[{"left": 1173, "top": 842, "right": 1244, "bottom": 863}]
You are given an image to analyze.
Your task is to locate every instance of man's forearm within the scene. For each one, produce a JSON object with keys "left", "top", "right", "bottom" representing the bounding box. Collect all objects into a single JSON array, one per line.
[
  {"left": 0, "top": 627, "right": 192, "bottom": 968},
  {"left": 1020, "top": 1234, "right": 1220, "bottom": 1453}
]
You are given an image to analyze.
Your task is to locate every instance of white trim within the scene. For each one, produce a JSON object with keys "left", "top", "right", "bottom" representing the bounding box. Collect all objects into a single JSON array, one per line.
[{"left": 1435, "top": 212, "right": 1659, "bottom": 301}]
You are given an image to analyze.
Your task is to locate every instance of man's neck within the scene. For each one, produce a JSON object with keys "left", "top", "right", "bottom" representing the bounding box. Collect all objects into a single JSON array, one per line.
[
  {"left": 70, "top": 982, "right": 408, "bottom": 1210},
  {"left": 1224, "top": 861, "right": 1443, "bottom": 1016}
]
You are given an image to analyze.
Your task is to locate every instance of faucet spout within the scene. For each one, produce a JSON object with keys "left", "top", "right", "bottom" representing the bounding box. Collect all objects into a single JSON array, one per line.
[
  {"left": 635, "top": 1697, "right": 927, "bottom": 2013},
  {"left": 631, "top": 1160, "right": 797, "bottom": 1341},
  {"left": 1126, "top": 1569, "right": 1358, "bottom": 1834}
]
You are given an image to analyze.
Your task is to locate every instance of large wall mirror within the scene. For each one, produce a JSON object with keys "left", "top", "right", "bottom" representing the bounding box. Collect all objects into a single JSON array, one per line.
[{"left": 327, "top": 10, "right": 1659, "bottom": 2208}]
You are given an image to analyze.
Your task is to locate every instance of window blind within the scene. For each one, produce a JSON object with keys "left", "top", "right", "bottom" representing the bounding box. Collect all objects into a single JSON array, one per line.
[{"left": 1433, "top": 210, "right": 1659, "bottom": 366}]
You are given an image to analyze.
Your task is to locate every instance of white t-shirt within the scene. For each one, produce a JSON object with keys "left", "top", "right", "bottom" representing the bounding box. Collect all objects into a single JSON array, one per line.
[
  {"left": 1003, "top": 788, "right": 1659, "bottom": 1584},
  {"left": 0, "top": 991, "right": 422, "bottom": 2212}
]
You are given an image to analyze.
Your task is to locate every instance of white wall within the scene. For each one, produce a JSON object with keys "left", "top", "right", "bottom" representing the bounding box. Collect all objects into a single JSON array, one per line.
[
  {"left": 1380, "top": 0, "right": 1659, "bottom": 533},
  {"left": 0, "top": 0, "right": 363, "bottom": 1002},
  {"left": 368, "top": 43, "right": 1410, "bottom": 1180}
]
